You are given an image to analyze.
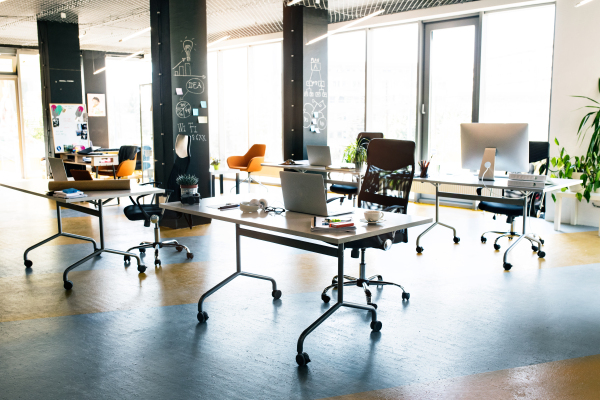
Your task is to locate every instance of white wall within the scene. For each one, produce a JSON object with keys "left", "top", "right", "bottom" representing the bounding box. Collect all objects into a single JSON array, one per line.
[{"left": 546, "top": 0, "right": 600, "bottom": 226}]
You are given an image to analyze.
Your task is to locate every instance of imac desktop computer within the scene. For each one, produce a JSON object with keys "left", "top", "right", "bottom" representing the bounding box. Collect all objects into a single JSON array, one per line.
[{"left": 461, "top": 123, "right": 529, "bottom": 180}]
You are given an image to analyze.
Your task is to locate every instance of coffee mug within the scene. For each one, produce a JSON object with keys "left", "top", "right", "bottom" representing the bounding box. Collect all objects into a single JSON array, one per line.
[{"left": 364, "top": 210, "right": 384, "bottom": 222}]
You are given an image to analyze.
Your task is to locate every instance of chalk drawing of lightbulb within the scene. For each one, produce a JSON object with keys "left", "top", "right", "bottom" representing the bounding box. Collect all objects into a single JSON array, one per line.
[{"left": 183, "top": 40, "right": 193, "bottom": 61}]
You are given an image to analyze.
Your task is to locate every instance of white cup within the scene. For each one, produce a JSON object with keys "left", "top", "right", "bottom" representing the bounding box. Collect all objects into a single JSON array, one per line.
[{"left": 364, "top": 210, "right": 384, "bottom": 222}]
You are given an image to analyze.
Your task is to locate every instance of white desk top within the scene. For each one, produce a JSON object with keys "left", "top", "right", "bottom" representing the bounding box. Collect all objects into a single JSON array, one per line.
[
  {"left": 0, "top": 180, "right": 164, "bottom": 203},
  {"left": 413, "top": 174, "right": 580, "bottom": 193},
  {"left": 262, "top": 161, "right": 361, "bottom": 175},
  {"left": 160, "top": 195, "right": 432, "bottom": 245}
]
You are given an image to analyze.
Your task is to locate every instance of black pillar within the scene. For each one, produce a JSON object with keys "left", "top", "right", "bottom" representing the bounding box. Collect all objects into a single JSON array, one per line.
[
  {"left": 82, "top": 51, "right": 109, "bottom": 148},
  {"left": 37, "top": 20, "right": 83, "bottom": 160},
  {"left": 283, "top": 5, "right": 329, "bottom": 160},
  {"left": 150, "top": 0, "right": 210, "bottom": 197}
]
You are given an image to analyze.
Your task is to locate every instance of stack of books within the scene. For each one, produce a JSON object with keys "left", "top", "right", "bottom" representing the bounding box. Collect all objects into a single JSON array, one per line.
[
  {"left": 53, "top": 189, "right": 88, "bottom": 199},
  {"left": 507, "top": 173, "right": 547, "bottom": 188},
  {"left": 311, "top": 217, "right": 356, "bottom": 233}
]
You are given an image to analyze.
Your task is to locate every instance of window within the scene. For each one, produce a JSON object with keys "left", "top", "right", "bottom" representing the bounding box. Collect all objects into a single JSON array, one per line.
[
  {"left": 367, "top": 24, "right": 418, "bottom": 141},
  {"left": 0, "top": 79, "right": 20, "bottom": 180},
  {"left": 480, "top": 5, "right": 556, "bottom": 141},
  {"left": 328, "top": 31, "right": 366, "bottom": 164},
  {"left": 207, "top": 51, "right": 219, "bottom": 162},
  {"left": 106, "top": 58, "right": 152, "bottom": 147}
]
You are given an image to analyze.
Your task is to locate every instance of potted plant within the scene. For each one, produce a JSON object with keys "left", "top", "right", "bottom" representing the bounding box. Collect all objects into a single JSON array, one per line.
[
  {"left": 549, "top": 138, "right": 585, "bottom": 201},
  {"left": 210, "top": 158, "right": 221, "bottom": 170},
  {"left": 343, "top": 139, "right": 368, "bottom": 170},
  {"left": 176, "top": 174, "right": 199, "bottom": 196}
]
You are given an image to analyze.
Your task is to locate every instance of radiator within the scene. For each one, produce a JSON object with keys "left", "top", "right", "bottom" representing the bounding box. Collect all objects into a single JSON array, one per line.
[{"left": 411, "top": 181, "right": 502, "bottom": 198}]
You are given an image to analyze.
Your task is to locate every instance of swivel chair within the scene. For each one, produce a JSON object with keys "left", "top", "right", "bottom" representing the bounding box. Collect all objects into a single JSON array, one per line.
[
  {"left": 227, "top": 144, "right": 267, "bottom": 192},
  {"left": 479, "top": 141, "right": 550, "bottom": 263},
  {"left": 97, "top": 145, "right": 138, "bottom": 205},
  {"left": 321, "top": 138, "right": 415, "bottom": 308},
  {"left": 123, "top": 135, "right": 194, "bottom": 270},
  {"left": 329, "top": 132, "right": 383, "bottom": 203}
]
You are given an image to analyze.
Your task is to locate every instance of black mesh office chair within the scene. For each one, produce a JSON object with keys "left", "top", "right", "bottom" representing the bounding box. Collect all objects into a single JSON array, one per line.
[
  {"left": 478, "top": 141, "right": 550, "bottom": 256},
  {"left": 123, "top": 135, "right": 194, "bottom": 270},
  {"left": 321, "top": 138, "right": 415, "bottom": 308},
  {"left": 329, "top": 132, "right": 383, "bottom": 203}
]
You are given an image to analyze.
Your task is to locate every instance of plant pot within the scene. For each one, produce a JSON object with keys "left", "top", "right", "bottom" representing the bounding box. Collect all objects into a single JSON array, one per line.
[
  {"left": 213, "top": 164, "right": 220, "bottom": 170},
  {"left": 180, "top": 184, "right": 198, "bottom": 196},
  {"left": 569, "top": 172, "right": 585, "bottom": 193}
]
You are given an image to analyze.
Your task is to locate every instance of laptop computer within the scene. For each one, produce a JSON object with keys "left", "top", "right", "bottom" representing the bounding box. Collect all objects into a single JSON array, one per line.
[
  {"left": 280, "top": 171, "right": 353, "bottom": 217},
  {"left": 306, "top": 145, "right": 332, "bottom": 167},
  {"left": 48, "top": 158, "right": 93, "bottom": 181}
]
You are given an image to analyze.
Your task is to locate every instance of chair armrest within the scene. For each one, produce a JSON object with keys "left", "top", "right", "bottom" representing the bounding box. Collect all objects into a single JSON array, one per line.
[
  {"left": 247, "top": 156, "right": 265, "bottom": 173},
  {"left": 227, "top": 156, "right": 245, "bottom": 169},
  {"left": 476, "top": 187, "right": 483, "bottom": 196}
]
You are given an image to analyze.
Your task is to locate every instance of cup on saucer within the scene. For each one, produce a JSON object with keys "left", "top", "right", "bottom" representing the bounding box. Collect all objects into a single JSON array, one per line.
[{"left": 364, "top": 210, "right": 384, "bottom": 223}]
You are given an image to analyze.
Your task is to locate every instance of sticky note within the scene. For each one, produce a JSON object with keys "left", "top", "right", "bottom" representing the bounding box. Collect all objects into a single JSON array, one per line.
[
  {"left": 310, "top": 125, "right": 315, "bottom": 132},
  {"left": 198, "top": 116, "right": 208, "bottom": 123},
  {"left": 176, "top": 88, "right": 183, "bottom": 95},
  {"left": 200, "top": 101, "right": 207, "bottom": 108},
  {"left": 313, "top": 112, "right": 319, "bottom": 118},
  {"left": 315, "top": 128, "right": 320, "bottom": 133},
  {"left": 312, "top": 118, "right": 317, "bottom": 124},
  {"left": 193, "top": 108, "right": 199, "bottom": 116}
]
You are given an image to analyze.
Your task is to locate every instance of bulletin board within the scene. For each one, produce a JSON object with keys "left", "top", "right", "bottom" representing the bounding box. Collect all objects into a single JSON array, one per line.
[{"left": 50, "top": 103, "right": 88, "bottom": 153}]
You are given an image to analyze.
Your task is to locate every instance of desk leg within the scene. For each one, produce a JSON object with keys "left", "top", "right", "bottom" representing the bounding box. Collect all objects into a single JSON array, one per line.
[
  {"left": 236, "top": 173, "right": 240, "bottom": 195},
  {"left": 502, "top": 194, "right": 543, "bottom": 271},
  {"left": 415, "top": 184, "right": 459, "bottom": 253},
  {"left": 211, "top": 175, "right": 215, "bottom": 197},
  {"left": 196, "top": 224, "right": 280, "bottom": 323},
  {"left": 554, "top": 194, "right": 562, "bottom": 231},
  {"left": 23, "top": 205, "right": 98, "bottom": 268},
  {"left": 220, "top": 174, "right": 224, "bottom": 194},
  {"left": 95, "top": 166, "right": 99, "bottom": 178}
]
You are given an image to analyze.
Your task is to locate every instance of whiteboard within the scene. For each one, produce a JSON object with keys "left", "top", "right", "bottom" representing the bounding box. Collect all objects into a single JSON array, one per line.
[{"left": 50, "top": 103, "right": 88, "bottom": 153}]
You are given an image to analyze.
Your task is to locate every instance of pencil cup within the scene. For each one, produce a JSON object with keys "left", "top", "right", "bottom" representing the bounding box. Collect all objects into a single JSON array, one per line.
[{"left": 419, "top": 166, "right": 429, "bottom": 178}]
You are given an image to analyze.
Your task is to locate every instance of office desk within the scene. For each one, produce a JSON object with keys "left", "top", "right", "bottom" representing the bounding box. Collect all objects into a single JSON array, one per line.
[
  {"left": 262, "top": 161, "right": 362, "bottom": 204},
  {"left": 59, "top": 153, "right": 118, "bottom": 178},
  {"left": 160, "top": 196, "right": 431, "bottom": 365},
  {"left": 413, "top": 175, "right": 581, "bottom": 270},
  {"left": 0, "top": 180, "right": 163, "bottom": 289}
]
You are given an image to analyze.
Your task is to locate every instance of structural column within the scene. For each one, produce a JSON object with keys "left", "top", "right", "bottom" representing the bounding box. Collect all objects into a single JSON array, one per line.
[
  {"left": 82, "top": 51, "right": 109, "bottom": 148},
  {"left": 283, "top": 5, "right": 329, "bottom": 160}
]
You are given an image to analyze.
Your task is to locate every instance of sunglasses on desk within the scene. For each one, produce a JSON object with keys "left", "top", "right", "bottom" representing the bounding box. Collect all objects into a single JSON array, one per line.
[{"left": 264, "top": 206, "right": 285, "bottom": 214}]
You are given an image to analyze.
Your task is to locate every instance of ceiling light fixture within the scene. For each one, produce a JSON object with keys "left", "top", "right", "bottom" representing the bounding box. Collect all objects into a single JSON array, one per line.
[
  {"left": 575, "top": 0, "right": 594, "bottom": 6},
  {"left": 208, "top": 35, "right": 230, "bottom": 47},
  {"left": 93, "top": 67, "right": 106, "bottom": 75},
  {"left": 119, "top": 27, "right": 151, "bottom": 42},
  {"left": 78, "top": 31, "right": 86, "bottom": 39},
  {"left": 306, "top": 9, "right": 385, "bottom": 45},
  {"left": 94, "top": 50, "right": 144, "bottom": 74},
  {"left": 287, "top": 0, "right": 303, "bottom": 5}
]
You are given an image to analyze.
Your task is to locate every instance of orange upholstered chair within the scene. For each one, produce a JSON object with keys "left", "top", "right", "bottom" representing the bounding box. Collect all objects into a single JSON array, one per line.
[{"left": 227, "top": 144, "right": 267, "bottom": 191}]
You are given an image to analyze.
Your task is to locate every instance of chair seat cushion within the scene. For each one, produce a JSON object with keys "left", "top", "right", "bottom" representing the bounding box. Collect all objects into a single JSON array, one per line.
[
  {"left": 330, "top": 184, "right": 358, "bottom": 195},
  {"left": 478, "top": 201, "right": 523, "bottom": 217},
  {"left": 123, "top": 204, "right": 162, "bottom": 221}
]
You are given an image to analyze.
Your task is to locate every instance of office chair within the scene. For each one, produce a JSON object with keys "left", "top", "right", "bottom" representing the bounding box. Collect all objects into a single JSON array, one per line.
[
  {"left": 97, "top": 145, "right": 138, "bottom": 205},
  {"left": 479, "top": 141, "right": 550, "bottom": 259},
  {"left": 123, "top": 135, "right": 193, "bottom": 270},
  {"left": 227, "top": 144, "right": 268, "bottom": 192},
  {"left": 329, "top": 132, "right": 383, "bottom": 203},
  {"left": 321, "top": 138, "right": 415, "bottom": 308}
]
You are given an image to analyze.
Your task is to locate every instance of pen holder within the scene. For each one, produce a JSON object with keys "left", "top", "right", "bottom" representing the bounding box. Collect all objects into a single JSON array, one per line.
[{"left": 419, "top": 166, "right": 429, "bottom": 178}]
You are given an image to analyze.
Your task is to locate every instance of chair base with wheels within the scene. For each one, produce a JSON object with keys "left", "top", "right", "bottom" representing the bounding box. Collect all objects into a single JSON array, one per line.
[
  {"left": 124, "top": 214, "right": 193, "bottom": 268},
  {"left": 480, "top": 214, "right": 545, "bottom": 257},
  {"left": 320, "top": 247, "right": 410, "bottom": 309}
]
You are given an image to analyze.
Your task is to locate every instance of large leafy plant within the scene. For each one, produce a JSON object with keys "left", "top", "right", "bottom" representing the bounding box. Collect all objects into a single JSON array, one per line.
[
  {"left": 574, "top": 78, "right": 600, "bottom": 202},
  {"left": 549, "top": 138, "right": 585, "bottom": 201},
  {"left": 343, "top": 139, "right": 368, "bottom": 166}
]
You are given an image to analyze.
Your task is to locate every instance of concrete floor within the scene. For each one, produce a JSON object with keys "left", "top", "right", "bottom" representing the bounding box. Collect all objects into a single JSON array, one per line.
[{"left": 1, "top": 182, "right": 599, "bottom": 399}]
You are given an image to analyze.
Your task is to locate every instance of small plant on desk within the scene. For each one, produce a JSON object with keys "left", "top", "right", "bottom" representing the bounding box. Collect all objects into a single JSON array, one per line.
[
  {"left": 176, "top": 174, "right": 199, "bottom": 195},
  {"left": 343, "top": 139, "right": 368, "bottom": 169},
  {"left": 210, "top": 158, "right": 221, "bottom": 170}
]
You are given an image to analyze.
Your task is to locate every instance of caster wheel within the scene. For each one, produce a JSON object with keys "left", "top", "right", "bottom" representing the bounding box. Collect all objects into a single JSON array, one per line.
[
  {"left": 416, "top": 246, "right": 424, "bottom": 253},
  {"left": 402, "top": 292, "right": 410, "bottom": 300},
  {"left": 453, "top": 236, "right": 460, "bottom": 244},
  {"left": 176, "top": 246, "right": 183, "bottom": 252},
  {"left": 272, "top": 290, "right": 282, "bottom": 300},
  {"left": 138, "top": 265, "right": 147, "bottom": 273},
  {"left": 186, "top": 253, "right": 194, "bottom": 260},
  {"left": 370, "top": 321, "right": 383, "bottom": 332},
  {"left": 63, "top": 280, "right": 73, "bottom": 290},
  {"left": 538, "top": 251, "right": 546, "bottom": 258},
  {"left": 376, "top": 276, "right": 383, "bottom": 289},
  {"left": 124, "top": 255, "right": 131, "bottom": 263},
  {"left": 296, "top": 352, "right": 311, "bottom": 366},
  {"left": 503, "top": 263, "right": 512, "bottom": 271},
  {"left": 540, "top": 238, "right": 545, "bottom": 245},
  {"left": 155, "top": 259, "right": 161, "bottom": 267},
  {"left": 532, "top": 245, "right": 538, "bottom": 252},
  {"left": 139, "top": 248, "right": 146, "bottom": 254},
  {"left": 197, "top": 311, "right": 209, "bottom": 323},
  {"left": 24, "top": 260, "right": 32, "bottom": 268},
  {"left": 494, "top": 244, "right": 501, "bottom": 250},
  {"left": 321, "top": 293, "right": 330, "bottom": 303},
  {"left": 481, "top": 237, "right": 487, "bottom": 243}
]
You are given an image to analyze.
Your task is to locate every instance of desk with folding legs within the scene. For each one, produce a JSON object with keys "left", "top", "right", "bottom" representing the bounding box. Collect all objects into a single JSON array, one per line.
[
  {"left": 412, "top": 175, "right": 580, "bottom": 270},
  {"left": 0, "top": 181, "right": 163, "bottom": 289},
  {"left": 160, "top": 196, "right": 431, "bottom": 365}
]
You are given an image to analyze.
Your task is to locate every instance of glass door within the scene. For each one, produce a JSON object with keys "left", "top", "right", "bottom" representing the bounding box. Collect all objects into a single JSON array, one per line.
[
  {"left": 0, "top": 77, "right": 23, "bottom": 180},
  {"left": 421, "top": 17, "right": 480, "bottom": 174}
]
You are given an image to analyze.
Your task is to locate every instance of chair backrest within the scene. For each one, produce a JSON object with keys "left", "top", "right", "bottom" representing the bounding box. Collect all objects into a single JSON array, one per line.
[
  {"left": 118, "top": 145, "right": 139, "bottom": 164},
  {"left": 115, "top": 159, "right": 136, "bottom": 177},
  {"left": 529, "top": 141, "right": 549, "bottom": 171},
  {"left": 243, "top": 144, "right": 266, "bottom": 165},
  {"left": 358, "top": 139, "right": 415, "bottom": 212}
]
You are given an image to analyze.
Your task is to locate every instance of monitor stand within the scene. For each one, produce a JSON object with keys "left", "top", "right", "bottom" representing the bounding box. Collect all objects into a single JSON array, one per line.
[{"left": 479, "top": 147, "right": 496, "bottom": 181}]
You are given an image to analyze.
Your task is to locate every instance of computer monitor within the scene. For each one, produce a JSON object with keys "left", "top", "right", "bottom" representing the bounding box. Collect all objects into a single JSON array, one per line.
[{"left": 461, "top": 123, "right": 529, "bottom": 180}]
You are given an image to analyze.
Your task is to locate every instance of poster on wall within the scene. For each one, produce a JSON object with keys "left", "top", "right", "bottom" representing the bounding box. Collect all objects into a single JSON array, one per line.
[
  {"left": 50, "top": 104, "right": 88, "bottom": 153},
  {"left": 87, "top": 93, "right": 106, "bottom": 117}
]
